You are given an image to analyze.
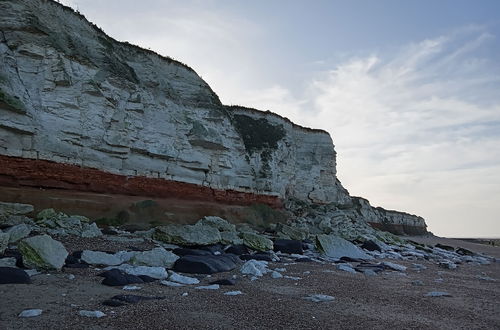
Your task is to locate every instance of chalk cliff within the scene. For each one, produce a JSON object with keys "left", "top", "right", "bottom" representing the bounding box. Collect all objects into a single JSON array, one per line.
[{"left": 0, "top": 0, "right": 427, "bottom": 234}]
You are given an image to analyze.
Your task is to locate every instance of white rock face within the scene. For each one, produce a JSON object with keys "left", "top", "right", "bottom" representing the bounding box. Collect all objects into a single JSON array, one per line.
[{"left": 0, "top": 0, "right": 349, "bottom": 206}]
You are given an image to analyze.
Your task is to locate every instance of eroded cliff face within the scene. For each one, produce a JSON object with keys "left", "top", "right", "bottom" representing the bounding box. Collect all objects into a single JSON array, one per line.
[{"left": 0, "top": 0, "right": 426, "bottom": 234}]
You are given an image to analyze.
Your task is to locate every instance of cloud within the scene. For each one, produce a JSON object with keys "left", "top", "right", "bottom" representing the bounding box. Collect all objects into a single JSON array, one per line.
[{"left": 283, "top": 27, "right": 500, "bottom": 237}]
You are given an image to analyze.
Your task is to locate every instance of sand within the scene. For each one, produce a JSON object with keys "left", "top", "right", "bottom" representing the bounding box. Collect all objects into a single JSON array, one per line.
[{"left": 1, "top": 236, "right": 499, "bottom": 330}]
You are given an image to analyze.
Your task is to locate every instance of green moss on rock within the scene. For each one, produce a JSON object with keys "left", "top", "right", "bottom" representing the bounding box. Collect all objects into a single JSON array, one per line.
[{"left": 232, "top": 114, "right": 285, "bottom": 154}]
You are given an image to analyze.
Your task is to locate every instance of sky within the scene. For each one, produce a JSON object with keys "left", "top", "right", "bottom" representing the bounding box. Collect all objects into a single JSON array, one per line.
[{"left": 59, "top": 0, "right": 500, "bottom": 238}]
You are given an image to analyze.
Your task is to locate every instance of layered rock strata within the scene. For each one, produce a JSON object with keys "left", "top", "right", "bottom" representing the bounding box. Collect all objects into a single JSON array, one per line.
[{"left": 0, "top": 0, "right": 427, "bottom": 234}]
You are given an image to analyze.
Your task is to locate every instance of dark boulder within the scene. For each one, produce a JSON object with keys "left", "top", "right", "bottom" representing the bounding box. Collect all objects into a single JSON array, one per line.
[
  {"left": 0, "top": 267, "right": 31, "bottom": 284},
  {"left": 110, "top": 294, "right": 166, "bottom": 304},
  {"left": 239, "top": 253, "right": 274, "bottom": 262},
  {"left": 456, "top": 247, "right": 474, "bottom": 256},
  {"left": 436, "top": 243, "right": 455, "bottom": 251},
  {"left": 173, "top": 254, "right": 239, "bottom": 274},
  {"left": 361, "top": 240, "right": 382, "bottom": 252},
  {"left": 2, "top": 249, "right": 24, "bottom": 268},
  {"left": 99, "top": 269, "right": 144, "bottom": 286},
  {"left": 273, "top": 239, "right": 303, "bottom": 254},
  {"left": 102, "top": 299, "right": 127, "bottom": 307},
  {"left": 209, "top": 278, "right": 236, "bottom": 286},
  {"left": 138, "top": 275, "right": 157, "bottom": 283},
  {"left": 295, "top": 257, "right": 313, "bottom": 262},
  {"left": 225, "top": 245, "right": 249, "bottom": 255},
  {"left": 173, "top": 248, "right": 213, "bottom": 257}
]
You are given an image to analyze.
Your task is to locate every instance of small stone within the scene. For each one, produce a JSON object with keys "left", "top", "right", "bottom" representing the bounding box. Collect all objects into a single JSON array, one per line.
[
  {"left": 67, "top": 274, "right": 75, "bottom": 280},
  {"left": 382, "top": 261, "right": 407, "bottom": 272},
  {"left": 105, "top": 264, "right": 168, "bottom": 279},
  {"left": 224, "top": 291, "right": 243, "bottom": 296},
  {"left": 209, "top": 279, "right": 236, "bottom": 286},
  {"left": 123, "top": 285, "right": 141, "bottom": 290},
  {"left": 304, "top": 294, "right": 335, "bottom": 302},
  {"left": 182, "top": 292, "right": 188, "bottom": 297},
  {"left": 195, "top": 284, "right": 220, "bottom": 290},
  {"left": 160, "top": 280, "right": 184, "bottom": 287},
  {"left": 412, "top": 280, "right": 424, "bottom": 286},
  {"left": 79, "top": 310, "right": 106, "bottom": 318},
  {"left": 271, "top": 271, "right": 283, "bottom": 279},
  {"left": 336, "top": 264, "right": 356, "bottom": 274},
  {"left": 240, "top": 260, "right": 269, "bottom": 277},
  {"left": 169, "top": 271, "right": 200, "bottom": 284},
  {"left": 0, "top": 257, "right": 17, "bottom": 268},
  {"left": 284, "top": 275, "right": 302, "bottom": 280},
  {"left": 425, "top": 291, "right": 451, "bottom": 297},
  {"left": 18, "top": 309, "right": 42, "bottom": 317}
]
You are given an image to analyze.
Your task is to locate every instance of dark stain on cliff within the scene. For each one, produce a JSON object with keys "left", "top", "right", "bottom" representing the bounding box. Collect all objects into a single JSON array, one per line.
[{"left": 232, "top": 114, "right": 286, "bottom": 154}]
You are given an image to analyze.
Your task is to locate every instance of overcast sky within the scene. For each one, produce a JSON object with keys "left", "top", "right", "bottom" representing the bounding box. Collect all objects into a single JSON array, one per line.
[{"left": 60, "top": 0, "right": 500, "bottom": 238}]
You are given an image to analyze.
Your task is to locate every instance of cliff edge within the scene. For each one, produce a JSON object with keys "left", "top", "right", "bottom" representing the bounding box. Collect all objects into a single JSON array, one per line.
[{"left": 0, "top": 0, "right": 427, "bottom": 235}]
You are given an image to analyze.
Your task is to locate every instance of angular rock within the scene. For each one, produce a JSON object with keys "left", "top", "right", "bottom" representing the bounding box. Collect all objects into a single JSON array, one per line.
[
  {"left": 18, "top": 235, "right": 68, "bottom": 270},
  {"left": 81, "top": 250, "right": 125, "bottom": 266},
  {"left": 0, "top": 267, "right": 31, "bottom": 284},
  {"left": 0, "top": 231, "right": 8, "bottom": 254},
  {"left": 273, "top": 239, "right": 303, "bottom": 254},
  {"left": 6, "top": 224, "right": 32, "bottom": 243},
  {"left": 99, "top": 269, "right": 144, "bottom": 286},
  {"left": 224, "top": 291, "right": 243, "bottom": 296},
  {"left": 106, "top": 264, "right": 168, "bottom": 279},
  {"left": 195, "top": 284, "right": 220, "bottom": 290},
  {"left": 197, "top": 216, "right": 235, "bottom": 232},
  {"left": 130, "top": 247, "right": 179, "bottom": 268},
  {"left": 160, "top": 280, "right": 185, "bottom": 287},
  {"left": 80, "top": 223, "right": 103, "bottom": 238},
  {"left": 271, "top": 271, "right": 283, "bottom": 279},
  {"left": 0, "top": 202, "right": 34, "bottom": 217},
  {"left": 276, "top": 224, "right": 308, "bottom": 241},
  {"left": 242, "top": 232, "right": 273, "bottom": 252},
  {"left": 225, "top": 244, "right": 249, "bottom": 255},
  {"left": 0, "top": 257, "right": 17, "bottom": 267},
  {"left": 435, "top": 243, "right": 455, "bottom": 251},
  {"left": 240, "top": 260, "right": 269, "bottom": 277},
  {"left": 382, "top": 261, "right": 407, "bottom": 272},
  {"left": 168, "top": 271, "right": 200, "bottom": 284},
  {"left": 336, "top": 264, "right": 356, "bottom": 274},
  {"left": 456, "top": 247, "right": 474, "bottom": 256},
  {"left": 304, "top": 294, "right": 335, "bottom": 302},
  {"left": 153, "top": 224, "right": 221, "bottom": 246},
  {"left": 220, "top": 231, "right": 243, "bottom": 245},
  {"left": 79, "top": 310, "right": 106, "bottom": 318},
  {"left": 19, "top": 309, "right": 43, "bottom": 317},
  {"left": 316, "top": 235, "right": 372, "bottom": 260},
  {"left": 361, "top": 240, "right": 383, "bottom": 252},
  {"left": 174, "top": 254, "right": 238, "bottom": 274},
  {"left": 173, "top": 248, "right": 213, "bottom": 257}
]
